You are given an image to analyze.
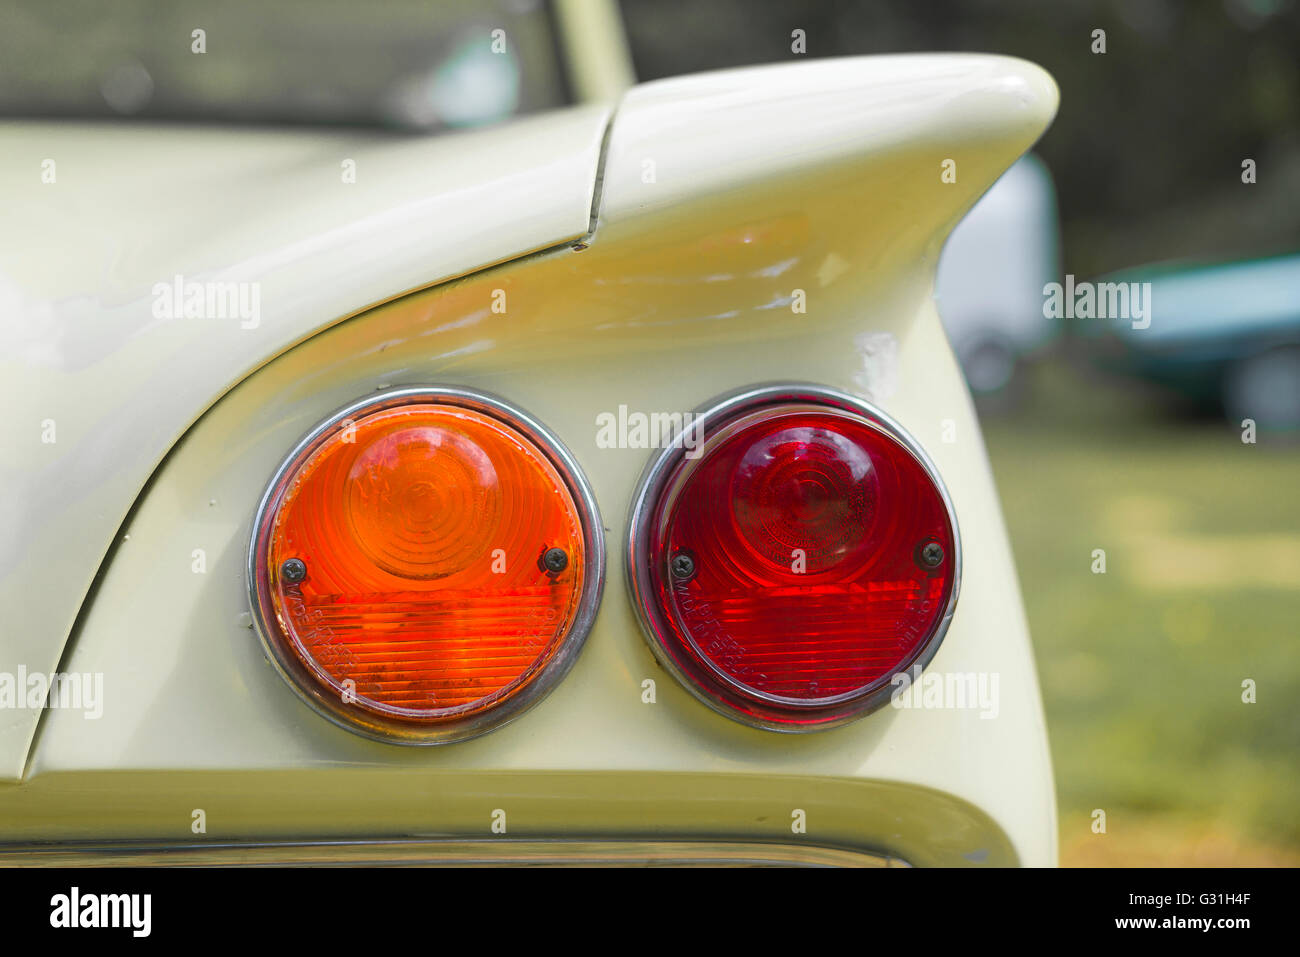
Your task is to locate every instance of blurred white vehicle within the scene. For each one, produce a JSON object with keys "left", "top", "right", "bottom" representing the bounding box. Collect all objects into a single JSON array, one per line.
[{"left": 936, "top": 154, "right": 1060, "bottom": 396}]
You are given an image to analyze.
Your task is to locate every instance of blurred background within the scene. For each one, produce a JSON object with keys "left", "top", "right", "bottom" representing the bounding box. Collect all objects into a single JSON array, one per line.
[{"left": 2, "top": 0, "right": 1296, "bottom": 864}]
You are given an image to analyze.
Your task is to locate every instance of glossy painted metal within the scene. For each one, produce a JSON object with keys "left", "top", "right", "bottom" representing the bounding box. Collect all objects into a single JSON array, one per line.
[
  {"left": 599, "top": 54, "right": 1058, "bottom": 229},
  {"left": 247, "top": 387, "right": 606, "bottom": 745},
  {"left": 1, "top": 54, "right": 1058, "bottom": 865},
  {"left": 0, "top": 105, "right": 612, "bottom": 779}
]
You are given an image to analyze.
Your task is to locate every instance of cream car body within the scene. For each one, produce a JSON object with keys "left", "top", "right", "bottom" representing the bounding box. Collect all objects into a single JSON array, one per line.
[{"left": 0, "top": 34, "right": 1058, "bottom": 864}]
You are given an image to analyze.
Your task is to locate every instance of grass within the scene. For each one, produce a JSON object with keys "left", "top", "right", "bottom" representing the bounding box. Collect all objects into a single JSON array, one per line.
[{"left": 982, "top": 354, "right": 1300, "bottom": 866}]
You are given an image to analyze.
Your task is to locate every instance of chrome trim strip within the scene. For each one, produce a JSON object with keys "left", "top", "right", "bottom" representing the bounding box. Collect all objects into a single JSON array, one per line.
[
  {"left": 0, "top": 838, "right": 908, "bottom": 868},
  {"left": 247, "top": 386, "right": 605, "bottom": 746},
  {"left": 625, "top": 382, "right": 962, "bottom": 733}
]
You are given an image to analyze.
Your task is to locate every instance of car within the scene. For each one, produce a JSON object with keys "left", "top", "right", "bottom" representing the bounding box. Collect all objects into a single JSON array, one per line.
[
  {"left": 1084, "top": 253, "right": 1300, "bottom": 430},
  {"left": 0, "top": 2, "right": 1058, "bottom": 867},
  {"left": 936, "top": 154, "right": 1060, "bottom": 399}
]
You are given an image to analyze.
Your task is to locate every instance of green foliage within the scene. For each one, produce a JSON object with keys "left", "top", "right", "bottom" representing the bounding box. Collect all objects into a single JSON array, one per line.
[{"left": 984, "top": 358, "right": 1300, "bottom": 853}]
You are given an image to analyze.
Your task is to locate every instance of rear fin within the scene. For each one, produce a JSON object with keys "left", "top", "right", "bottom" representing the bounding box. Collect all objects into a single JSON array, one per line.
[{"left": 598, "top": 54, "right": 1058, "bottom": 277}]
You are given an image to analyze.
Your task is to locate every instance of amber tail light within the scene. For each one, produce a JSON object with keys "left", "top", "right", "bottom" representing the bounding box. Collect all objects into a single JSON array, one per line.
[
  {"left": 627, "top": 384, "right": 960, "bottom": 732},
  {"left": 248, "top": 388, "right": 604, "bottom": 745}
]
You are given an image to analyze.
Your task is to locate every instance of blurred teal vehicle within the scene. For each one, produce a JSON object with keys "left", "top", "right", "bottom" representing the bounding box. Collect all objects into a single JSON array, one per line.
[{"left": 1089, "top": 253, "right": 1300, "bottom": 430}]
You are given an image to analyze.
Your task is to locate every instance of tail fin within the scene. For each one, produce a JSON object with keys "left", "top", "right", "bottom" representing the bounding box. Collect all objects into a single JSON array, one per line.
[{"left": 598, "top": 54, "right": 1058, "bottom": 281}]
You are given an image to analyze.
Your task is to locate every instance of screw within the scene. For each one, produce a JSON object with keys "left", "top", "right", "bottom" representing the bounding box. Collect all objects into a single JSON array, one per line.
[
  {"left": 281, "top": 558, "right": 307, "bottom": 583},
  {"left": 670, "top": 552, "right": 696, "bottom": 581},
  {"left": 541, "top": 547, "right": 568, "bottom": 574},
  {"left": 919, "top": 542, "right": 945, "bottom": 568}
]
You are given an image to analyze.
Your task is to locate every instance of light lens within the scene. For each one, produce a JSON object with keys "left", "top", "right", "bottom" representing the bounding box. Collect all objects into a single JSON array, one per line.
[
  {"left": 630, "top": 388, "right": 958, "bottom": 730},
  {"left": 250, "top": 390, "right": 601, "bottom": 744}
]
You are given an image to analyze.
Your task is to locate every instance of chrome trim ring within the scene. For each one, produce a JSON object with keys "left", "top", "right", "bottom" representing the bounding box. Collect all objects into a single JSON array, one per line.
[
  {"left": 626, "top": 382, "right": 961, "bottom": 733},
  {"left": 248, "top": 386, "right": 605, "bottom": 746}
]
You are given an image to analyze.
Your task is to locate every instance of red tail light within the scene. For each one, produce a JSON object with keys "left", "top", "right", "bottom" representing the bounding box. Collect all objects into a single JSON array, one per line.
[
  {"left": 627, "top": 385, "right": 959, "bottom": 731},
  {"left": 248, "top": 388, "right": 603, "bottom": 745}
]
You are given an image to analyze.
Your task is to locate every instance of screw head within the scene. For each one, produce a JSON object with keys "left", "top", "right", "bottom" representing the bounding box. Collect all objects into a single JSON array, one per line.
[
  {"left": 541, "top": 547, "right": 568, "bottom": 574},
  {"left": 919, "top": 542, "right": 945, "bottom": 568},
  {"left": 280, "top": 558, "right": 308, "bottom": 583},
  {"left": 670, "top": 552, "right": 696, "bottom": 581}
]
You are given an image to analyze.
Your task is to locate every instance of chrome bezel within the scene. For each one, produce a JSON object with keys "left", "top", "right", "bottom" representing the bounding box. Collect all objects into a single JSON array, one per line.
[
  {"left": 247, "top": 386, "right": 605, "bottom": 746},
  {"left": 626, "top": 383, "right": 962, "bottom": 733}
]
